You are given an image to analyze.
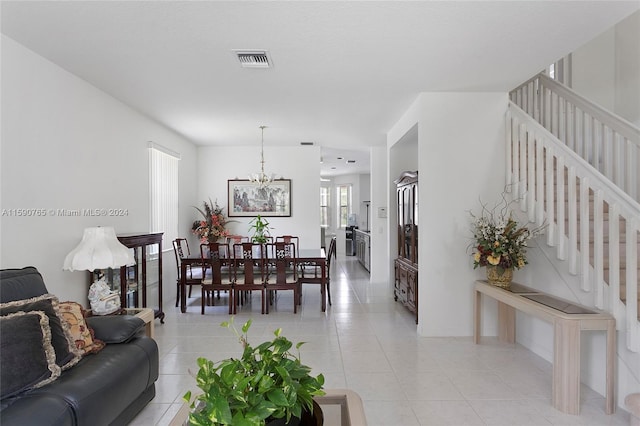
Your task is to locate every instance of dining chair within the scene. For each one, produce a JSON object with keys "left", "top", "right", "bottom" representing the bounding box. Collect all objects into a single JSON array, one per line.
[
  {"left": 264, "top": 241, "right": 299, "bottom": 314},
  {"left": 226, "top": 235, "right": 249, "bottom": 257},
  {"left": 172, "top": 238, "right": 203, "bottom": 307},
  {"left": 300, "top": 236, "right": 336, "bottom": 306},
  {"left": 275, "top": 235, "right": 299, "bottom": 258},
  {"left": 231, "top": 242, "right": 266, "bottom": 314},
  {"left": 199, "top": 242, "right": 234, "bottom": 314}
]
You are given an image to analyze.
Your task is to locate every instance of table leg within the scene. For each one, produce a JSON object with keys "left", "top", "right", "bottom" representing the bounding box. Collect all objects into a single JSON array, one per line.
[
  {"left": 180, "top": 263, "right": 187, "bottom": 313},
  {"left": 605, "top": 319, "right": 616, "bottom": 414},
  {"left": 553, "top": 319, "right": 581, "bottom": 415},
  {"left": 498, "top": 302, "right": 516, "bottom": 343},
  {"left": 321, "top": 259, "right": 326, "bottom": 312},
  {"left": 474, "top": 289, "right": 481, "bottom": 344}
]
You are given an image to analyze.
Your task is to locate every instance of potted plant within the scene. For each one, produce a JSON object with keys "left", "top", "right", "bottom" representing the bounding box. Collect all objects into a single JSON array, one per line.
[
  {"left": 192, "top": 198, "right": 234, "bottom": 243},
  {"left": 469, "top": 193, "right": 544, "bottom": 288},
  {"left": 248, "top": 214, "right": 272, "bottom": 244},
  {"left": 183, "top": 318, "right": 325, "bottom": 426}
]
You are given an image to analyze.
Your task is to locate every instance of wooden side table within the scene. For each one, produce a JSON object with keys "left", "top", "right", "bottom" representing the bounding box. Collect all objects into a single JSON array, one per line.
[
  {"left": 123, "top": 308, "right": 155, "bottom": 338},
  {"left": 86, "top": 307, "right": 155, "bottom": 338}
]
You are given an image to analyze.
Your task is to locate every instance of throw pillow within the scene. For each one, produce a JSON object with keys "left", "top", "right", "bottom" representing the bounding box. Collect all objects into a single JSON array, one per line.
[
  {"left": 58, "top": 301, "right": 105, "bottom": 355},
  {"left": 0, "top": 294, "right": 81, "bottom": 370},
  {"left": 0, "top": 311, "right": 61, "bottom": 399}
]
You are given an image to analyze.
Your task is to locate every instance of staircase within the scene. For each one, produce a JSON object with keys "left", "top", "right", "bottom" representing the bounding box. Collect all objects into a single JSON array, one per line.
[{"left": 508, "top": 73, "right": 640, "bottom": 352}]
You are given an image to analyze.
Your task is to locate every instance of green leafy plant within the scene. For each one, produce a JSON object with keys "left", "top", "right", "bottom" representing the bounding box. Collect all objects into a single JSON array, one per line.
[
  {"left": 248, "top": 215, "right": 272, "bottom": 244},
  {"left": 183, "top": 318, "right": 325, "bottom": 426}
]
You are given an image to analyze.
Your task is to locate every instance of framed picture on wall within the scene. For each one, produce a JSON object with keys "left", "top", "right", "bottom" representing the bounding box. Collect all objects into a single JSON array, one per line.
[{"left": 228, "top": 179, "right": 291, "bottom": 217}]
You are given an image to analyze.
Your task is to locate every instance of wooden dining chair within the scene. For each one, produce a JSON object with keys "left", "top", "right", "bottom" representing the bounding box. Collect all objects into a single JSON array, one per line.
[
  {"left": 226, "top": 235, "right": 249, "bottom": 258},
  {"left": 275, "top": 235, "right": 299, "bottom": 258},
  {"left": 199, "top": 242, "right": 234, "bottom": 314},
  {"left": 265, "top": 242, "right": 299, "bottom": 314},
  {"left": 172, "top": 238, "right": 203, "bottom": 307},
  {"left": 300, "top": 236, "right": 336, "bottom": 306},
  {"left": 231, "top": 242, "right": 266, "bottom": 314}
]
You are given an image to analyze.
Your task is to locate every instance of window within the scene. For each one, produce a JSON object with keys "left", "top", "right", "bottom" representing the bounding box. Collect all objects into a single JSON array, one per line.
[
  {"left": 149, "top": 143, "right": 180, "bottom": 253},
  {"left": 320, "top": 186, "right": 330, "bottom": 227},
  {"left": 337, "top": 185, "right": 351, "bottom": 228}
]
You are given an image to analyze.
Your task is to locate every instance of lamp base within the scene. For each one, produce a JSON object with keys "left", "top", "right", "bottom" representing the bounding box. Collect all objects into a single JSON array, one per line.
[{"left": 88, "top": 277, "right": 121, "bottom": 315}]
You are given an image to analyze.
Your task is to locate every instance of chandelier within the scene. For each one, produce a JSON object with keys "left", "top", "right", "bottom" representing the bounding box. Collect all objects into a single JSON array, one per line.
[{"left": 249, "top": 125, "right": 275, "bottom": 188}]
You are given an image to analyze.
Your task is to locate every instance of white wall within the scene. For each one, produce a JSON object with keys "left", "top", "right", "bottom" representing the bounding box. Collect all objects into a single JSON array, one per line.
[
  {"left": 357, "top": 173, "right": 371, "bottom": 231},
  {"left": 572, "top": 10, "right": 640, "bottom": 126},
  {"left": 0, "top": 36, "right": 198, "bottom": 306},
  {"left": 195, "top": 145, "right": 321, "bottom": 249},
  {"left": 387, "top": 93, "right": 507, "bottom": 336},
  {"left": 615, "top": 10, "right": 640, "bottom": 126},
  {"left": 416, "top": 92, "right": 508, "bottom": 336},
  {"left": 572, "top": 27, "right": 616, "bottom": 111},
  {"left": 369, "top": 146, "right": 388, "bottom": 283}
]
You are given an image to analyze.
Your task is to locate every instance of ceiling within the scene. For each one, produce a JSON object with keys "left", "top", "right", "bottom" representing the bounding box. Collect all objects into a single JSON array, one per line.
[{"left": 2, "top": 1, "right": 638, "bottom": 177}]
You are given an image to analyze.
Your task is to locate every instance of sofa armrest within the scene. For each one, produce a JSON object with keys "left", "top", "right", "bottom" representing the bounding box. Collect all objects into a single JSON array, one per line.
[{"left": 85, "top": 315, "right": 145, "bottom": 344}]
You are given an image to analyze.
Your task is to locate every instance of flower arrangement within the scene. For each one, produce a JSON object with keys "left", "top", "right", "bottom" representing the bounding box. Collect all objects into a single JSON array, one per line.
[
  {"left": 192, "top": 199, "right": 232, "bottom": 243},
  {"left": 470, "top": 195, "right": 543, "bottom": 271}
]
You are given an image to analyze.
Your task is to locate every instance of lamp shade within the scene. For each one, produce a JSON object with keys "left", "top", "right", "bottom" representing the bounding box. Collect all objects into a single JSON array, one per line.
[{"left": 63, "top": 227, "right": 135, "bottom": 272}]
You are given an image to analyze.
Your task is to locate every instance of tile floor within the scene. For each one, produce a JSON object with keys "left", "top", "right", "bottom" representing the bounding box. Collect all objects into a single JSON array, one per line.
[{"left": 130, "top": 255, "right": 630, "bottom": 426}]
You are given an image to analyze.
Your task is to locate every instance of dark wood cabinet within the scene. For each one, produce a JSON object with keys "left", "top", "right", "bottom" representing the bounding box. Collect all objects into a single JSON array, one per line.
[
  {"left": 89, "top": 232, "right": 165, "bottom": 323},
  {"left": 394, "top": 171, "right": 418, "bottom": 323}
]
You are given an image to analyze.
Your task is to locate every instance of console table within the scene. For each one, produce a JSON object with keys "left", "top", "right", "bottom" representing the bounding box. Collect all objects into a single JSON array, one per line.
[{"left": 474, "top": 280, "right": 615, "bottom": 415}]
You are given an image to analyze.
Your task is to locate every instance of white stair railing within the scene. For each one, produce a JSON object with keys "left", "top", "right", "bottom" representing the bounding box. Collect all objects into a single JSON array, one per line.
[
  {"left": 507, "top": 102, "right": 640, "bottom": 352},
  {"left": 510, "top": 73, "right": 640, "bottom": 203}
]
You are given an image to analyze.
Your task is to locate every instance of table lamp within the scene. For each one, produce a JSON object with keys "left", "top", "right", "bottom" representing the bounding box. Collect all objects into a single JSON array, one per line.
[{"left": 63, "top": 227, "right": 135, "bottom": 315}]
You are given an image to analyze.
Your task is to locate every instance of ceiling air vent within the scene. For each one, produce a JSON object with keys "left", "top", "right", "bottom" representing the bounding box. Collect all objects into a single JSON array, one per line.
[
  {"left": 300, "top": 142, "right": 314, "bottom": 146},
  {"left": 234, "top": 50, "right": 272, "bottom": 68}
]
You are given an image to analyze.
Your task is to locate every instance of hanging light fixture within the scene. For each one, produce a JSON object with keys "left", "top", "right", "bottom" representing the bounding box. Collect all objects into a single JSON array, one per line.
[{"left": 249, "top": 125, "right": 275, "bottom": 188}]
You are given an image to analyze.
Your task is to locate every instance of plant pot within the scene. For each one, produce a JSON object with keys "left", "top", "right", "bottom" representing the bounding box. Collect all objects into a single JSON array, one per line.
[
  {"left": 266, "top": 400, "right": 323, "bottom": 426},
  {"left": 486, "top": 265, "right": 513, "bottom": 288}
]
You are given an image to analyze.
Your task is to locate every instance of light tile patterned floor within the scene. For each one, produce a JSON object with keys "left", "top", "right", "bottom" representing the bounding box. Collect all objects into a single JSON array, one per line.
[{"left": 130, "top": 255, "right": 631, "bottom": 426}]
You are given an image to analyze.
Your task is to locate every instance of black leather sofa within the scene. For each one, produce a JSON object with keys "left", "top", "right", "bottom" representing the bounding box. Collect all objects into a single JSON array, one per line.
[{"left": 0, "top": 267, "right": 159, "bottom": 426}]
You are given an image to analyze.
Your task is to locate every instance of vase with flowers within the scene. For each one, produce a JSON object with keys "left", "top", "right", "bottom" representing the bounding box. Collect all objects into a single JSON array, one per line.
[
  {"left": 192, "top": 199, "right": 233, "bottom": 244},
  {"left": 470, "top": 194, "right": 544, "bottom": 288}
]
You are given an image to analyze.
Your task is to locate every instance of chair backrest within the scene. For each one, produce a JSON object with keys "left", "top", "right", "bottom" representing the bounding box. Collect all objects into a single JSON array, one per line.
[
  {"left": 232, "top": 242, "right": 265, "bottom": 285},
  {"left": 172, "top": 238, "right": 191, "bottom": 277},
  {"left": 275, "top": 236, "right": 299, "bottom": 258},
  {"left": 227, "top": 235, "right": 250, "bottom": 258},
  {"left": 200, "top": 242, "right": 231, "bottom": 285},
  {"left": 266, "top": 242, "right": 298, "bottom": 283}
]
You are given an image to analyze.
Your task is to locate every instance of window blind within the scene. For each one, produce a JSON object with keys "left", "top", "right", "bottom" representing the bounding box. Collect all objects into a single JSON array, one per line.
[{"left": 149, "top": 143, "right": 180, "bottom": 253}]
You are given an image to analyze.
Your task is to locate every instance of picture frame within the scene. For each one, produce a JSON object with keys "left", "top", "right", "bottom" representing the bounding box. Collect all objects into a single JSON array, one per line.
[{"left": 228, "top": 179, "right": 291, "bottom": 217}]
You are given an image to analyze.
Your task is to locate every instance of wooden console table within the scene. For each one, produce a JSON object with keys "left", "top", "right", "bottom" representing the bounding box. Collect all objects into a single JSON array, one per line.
[{"left": 474, "top": 280, "right": 615, "bottom": 415}]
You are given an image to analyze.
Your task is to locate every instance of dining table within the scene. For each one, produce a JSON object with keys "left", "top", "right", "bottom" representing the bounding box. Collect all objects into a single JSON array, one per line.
[{"left": 178, "top": 247, "right": 328, "bottom": 313}]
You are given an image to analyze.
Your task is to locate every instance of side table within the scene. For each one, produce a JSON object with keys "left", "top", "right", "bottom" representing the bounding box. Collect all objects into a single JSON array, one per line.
[
  {"left": 122, "top": 308, "right": 155, "bottom": 338},
  {"left": 89, "top": 308, "right": 155, "bottom": 338}
]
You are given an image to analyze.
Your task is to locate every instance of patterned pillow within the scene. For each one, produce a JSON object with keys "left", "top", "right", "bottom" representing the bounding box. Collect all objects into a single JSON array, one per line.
[
  {"left": 0, "top": 294, "right": 82, "bottom": 370},
  {"left": 58, "top": 302, "right": 105, "bottom": 355},
  {"left": 0, "top": 311, "right": 61, "bottom": 399}
]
